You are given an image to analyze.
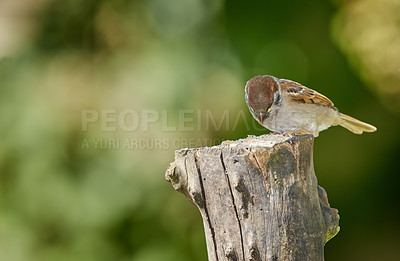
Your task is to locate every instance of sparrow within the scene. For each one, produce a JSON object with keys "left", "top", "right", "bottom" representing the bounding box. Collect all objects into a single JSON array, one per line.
[{"left": 245, "top": 75, "right": 377, "bottom": 137}]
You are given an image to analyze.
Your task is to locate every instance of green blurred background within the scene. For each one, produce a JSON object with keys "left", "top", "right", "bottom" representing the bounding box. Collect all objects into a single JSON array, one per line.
[{"left": 0, "top": 0, "right": 399, "bottom": 260}]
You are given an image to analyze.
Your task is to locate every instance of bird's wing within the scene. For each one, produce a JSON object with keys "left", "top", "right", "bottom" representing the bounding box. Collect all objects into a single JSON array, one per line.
[{"left": 280, "top": 79, "right": 335, "bottom": 107}]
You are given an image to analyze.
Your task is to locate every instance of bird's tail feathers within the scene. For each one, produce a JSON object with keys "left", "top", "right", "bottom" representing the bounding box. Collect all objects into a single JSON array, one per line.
[{"left": 339, "top": 113, "right": 377, "bottom": 134}]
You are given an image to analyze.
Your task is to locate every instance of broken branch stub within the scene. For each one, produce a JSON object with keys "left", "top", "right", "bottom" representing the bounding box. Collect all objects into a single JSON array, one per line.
[{"left": 165, "top": 134, "right": 339, "bottom": 261}]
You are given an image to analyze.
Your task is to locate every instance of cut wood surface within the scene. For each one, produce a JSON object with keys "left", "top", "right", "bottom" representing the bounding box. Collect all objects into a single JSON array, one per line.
[{"left": 166, "top": 134, "right": 339, "bottom": 261}]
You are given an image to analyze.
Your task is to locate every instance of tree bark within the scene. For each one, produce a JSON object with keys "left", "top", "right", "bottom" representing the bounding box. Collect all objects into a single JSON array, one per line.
[{"left": 165, "top": 134, "right": 339, "bottom": 261}]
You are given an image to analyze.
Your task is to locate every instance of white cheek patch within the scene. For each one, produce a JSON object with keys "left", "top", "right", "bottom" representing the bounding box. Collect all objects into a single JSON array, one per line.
[{"left": 273, "top": 92, "right": 281, "bottom": 106}]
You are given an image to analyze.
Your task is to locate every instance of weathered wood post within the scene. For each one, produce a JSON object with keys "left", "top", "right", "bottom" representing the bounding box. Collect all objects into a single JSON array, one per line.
[{"left": 165, "top": 134, "right": 339, "bottom": 261}]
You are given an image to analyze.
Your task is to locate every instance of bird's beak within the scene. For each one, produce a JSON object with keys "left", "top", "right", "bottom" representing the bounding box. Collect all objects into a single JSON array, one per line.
[{"left": 258, "top": 112, "right": 266, "bottom": 123}]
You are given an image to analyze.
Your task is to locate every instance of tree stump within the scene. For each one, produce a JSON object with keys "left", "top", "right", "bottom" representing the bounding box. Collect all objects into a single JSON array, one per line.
[{"left": 165, "top": 134, "right": 339, "bottom": 261}]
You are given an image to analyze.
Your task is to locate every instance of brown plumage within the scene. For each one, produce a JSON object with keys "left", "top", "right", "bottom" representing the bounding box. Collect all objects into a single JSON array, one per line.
[
  {"left": 245, "top": 76, "right": 279, "bottom": 111},
  {"left": 280, "top": 79, "right": 334, "bottom": 107}
]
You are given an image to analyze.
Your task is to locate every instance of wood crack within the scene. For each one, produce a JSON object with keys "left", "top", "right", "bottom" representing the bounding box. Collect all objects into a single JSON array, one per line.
[
  {"left": 194, "top": 151, "right": 219, "bottom": 261},
  {"left": 220, "top": 152, "right": 245, "bottom": 261}
]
